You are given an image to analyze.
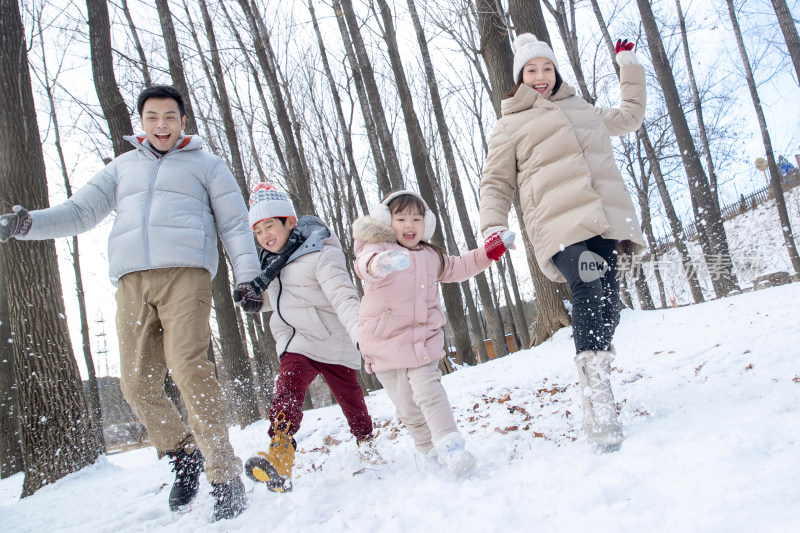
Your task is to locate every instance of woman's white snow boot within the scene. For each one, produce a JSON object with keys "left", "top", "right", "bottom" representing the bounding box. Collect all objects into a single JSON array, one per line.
[{"left": 575, "top": 350, "right": 623, "bottom": 451}]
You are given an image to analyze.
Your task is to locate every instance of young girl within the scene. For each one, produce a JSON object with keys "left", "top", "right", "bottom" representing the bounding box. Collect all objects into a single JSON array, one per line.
[
  {"left": 479, "top": 34, "right": 647, "bottom": 451},
  {"left": 353, "top": 190, "right": 514, "bottom": 475}
]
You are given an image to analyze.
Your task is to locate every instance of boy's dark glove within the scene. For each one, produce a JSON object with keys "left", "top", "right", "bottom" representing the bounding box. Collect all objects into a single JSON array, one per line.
[
  {"left": 0, "top": 205, "right": 32, "bottom": 242},
  {"left": 233, "top": 282, "right": 263, "bottom": 313}
]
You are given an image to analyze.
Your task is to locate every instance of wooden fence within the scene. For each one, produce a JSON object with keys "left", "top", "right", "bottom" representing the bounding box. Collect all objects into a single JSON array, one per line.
[{"left": 650, "top": 183, "right": 781, "bottom": 253}]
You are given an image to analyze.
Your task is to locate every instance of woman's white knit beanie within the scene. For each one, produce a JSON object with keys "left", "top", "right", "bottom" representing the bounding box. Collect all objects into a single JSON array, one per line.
[
  {"left": 512, "top": 33, "right": 559, "bottom": 83},
  {"left": 248, "top": 182, "right": 297, "bottom": 229}
]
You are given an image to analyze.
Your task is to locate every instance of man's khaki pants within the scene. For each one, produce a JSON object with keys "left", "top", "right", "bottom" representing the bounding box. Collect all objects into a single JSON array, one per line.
[{"left": 116, "top": 267, "right": 241, "bottom": 483}]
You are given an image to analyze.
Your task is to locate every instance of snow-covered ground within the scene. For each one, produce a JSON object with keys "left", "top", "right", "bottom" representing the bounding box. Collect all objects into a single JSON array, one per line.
[{"left": 2, "top": 281, "right": 799, "bottom": 532}]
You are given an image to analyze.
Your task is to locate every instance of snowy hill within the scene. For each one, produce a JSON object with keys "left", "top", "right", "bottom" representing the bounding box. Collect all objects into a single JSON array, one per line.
[{"left": 2, "top": 282, "right": 799, "bottom": 532}]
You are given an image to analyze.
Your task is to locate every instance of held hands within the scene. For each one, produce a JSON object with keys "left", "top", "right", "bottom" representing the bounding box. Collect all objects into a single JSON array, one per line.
[
  {"left": 370, "top": 250, "right": 411, "bottom": 277},
  {"left": 615, "top": 39, "right": 640, "bottom": 66},
  {"left": 484, "top": 230, "right": 516, "bottom": 261},
  {"left": 0, "top": 205, "right": 32, "bottom": 242},
  {"left": 233, "top": 281, "right": 263, "bottom": 313}
]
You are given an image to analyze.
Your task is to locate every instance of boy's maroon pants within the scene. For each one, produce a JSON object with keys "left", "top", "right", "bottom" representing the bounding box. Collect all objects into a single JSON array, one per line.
[{"left": 268, "top": 352, "right": 373, "bottom": 440}]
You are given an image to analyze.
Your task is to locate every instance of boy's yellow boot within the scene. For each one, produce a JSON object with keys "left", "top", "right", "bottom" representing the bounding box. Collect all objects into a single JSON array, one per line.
[{"left": 245, "top": 414, "right": 296, "bottom": 493}]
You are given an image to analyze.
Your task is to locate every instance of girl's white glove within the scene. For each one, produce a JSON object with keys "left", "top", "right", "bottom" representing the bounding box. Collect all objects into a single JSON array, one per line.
[{"left": 370, "top": 250, "right": 411, "bottom": 276}]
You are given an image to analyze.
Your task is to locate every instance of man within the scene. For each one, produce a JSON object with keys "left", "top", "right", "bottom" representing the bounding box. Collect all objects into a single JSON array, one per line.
[{"left": 0, "top": 85, "right": 259, "bottom": 521}]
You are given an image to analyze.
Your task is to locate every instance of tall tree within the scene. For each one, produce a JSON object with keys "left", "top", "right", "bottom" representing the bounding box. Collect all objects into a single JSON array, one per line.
[
  {"left": 337, "top": 0, "right": 405, "bottom": 193},
  {"left": 236, "top": 0, "right": 315, "bottom": 216},
  {"left": 771, "top": 0, "right": 800, "bottom": 85},
  {"left": 154, "top": 0, "right": 199, "bottom": 135},
  {"left": 376, "top": 0, "right": 502, "bottom": 360},
  {"left": 0, "top": 256, "right": 22, "bottom": 477},
  {"left": 508, "top": 0, "right": 550, "bottom": 41},
  {"left": 726, "top": 0, "right": 800, "bottom": 275},
  {"left": 588, "top": 0, "right": 705, "bottom": 304},
  {"left": 476, "top": 0, "right": 572, "bottom": 345},
  {"left": 403, "top": 0, "right": 508, "bottom": 358},
  {"left": 120, "top": 0, "right": 152, "bottom": 87},
  {"left": 636, "top": 0, "right": 739, "bottom": 297},
  {"left": 85, "top": 0, "right": 134, "bottom": 156},
  {"left": 542, "top": 0, "right": 595, "bottom": 103},
  {"left": 308, "top": 0, "right": 369, "bottom": 215},
  {"left": 675, "top": 0, "right": 719, "bottom": 209},
  {"left": 34, "top": 11, "right": 106, "bottom": 452},
  {"left": 0, "top": 0, "right": 98, "bottom": 496}
]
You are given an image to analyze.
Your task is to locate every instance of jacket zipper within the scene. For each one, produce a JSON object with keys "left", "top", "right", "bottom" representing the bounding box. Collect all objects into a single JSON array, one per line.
[
  {"left": 275, "top": 273, "right": 296, "bottom": 356},
  {"left": 143, "top": 153, "right": 165, "bottom": 270}
]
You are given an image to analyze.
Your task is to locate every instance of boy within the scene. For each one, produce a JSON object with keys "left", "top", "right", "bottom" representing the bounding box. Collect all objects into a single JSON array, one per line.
[{"left": 234, "top": 183, "right": 380, "bottom": 492}]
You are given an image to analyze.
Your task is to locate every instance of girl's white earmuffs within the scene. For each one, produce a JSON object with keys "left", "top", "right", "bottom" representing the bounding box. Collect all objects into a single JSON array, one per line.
[{"left": 370, "top": 189, "right": 436, "bottom": 242}]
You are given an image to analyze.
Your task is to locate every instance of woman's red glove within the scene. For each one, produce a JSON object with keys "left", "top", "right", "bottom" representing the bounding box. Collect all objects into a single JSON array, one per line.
[{"left": 615, "top": 39, "right": 635, "bottom": 53}]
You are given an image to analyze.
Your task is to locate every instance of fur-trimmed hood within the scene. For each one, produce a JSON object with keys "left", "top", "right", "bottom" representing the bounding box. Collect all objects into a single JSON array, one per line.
[{"left": 352, "top": 214, "right": 397, "bottom": 244}]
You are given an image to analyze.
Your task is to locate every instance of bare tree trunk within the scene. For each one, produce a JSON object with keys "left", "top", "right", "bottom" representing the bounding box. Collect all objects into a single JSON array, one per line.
[
  {"left": 0, "top": 260, "right": 22, "bottom": 477},
  {"left": 236, "top": 0, "right": 315, "bottom": 215},
  {"left": 375, "top": 0, "right": 493, "bottom": 362},
  {"left": 195, "top": 0, "right": 249, "bottom": 194},
  {"left": 505, "top": 258, "right": 531, "bottom": 347},
  {"left": 634, "top": 140, "right": 666, "bottom": 308},
  {"left": 218, "top": 0, "right": 289, "bottom": 184},
  {"left": 86, "top": 0, "right": 134, "bottom": 156},
  {"left": 1, "top": 0, "right": 98, "bottom": 495},
  {"left": 404, "top": 0, "right": 507, "bottom": 357},
  {"left": 496, "top": 258, "right": 524, "bottom": 350},
  {"left": 476, "top": 0, "right": 572, "bottom": 345},
  {"left": 542, "top": 0, "right": 595, "bottom": 103},
  {"left": 337, "top": 0, "right": 404, "bottom": 192},
  {"left": 36, "top": 17, "right": 105, "bottom": 452},
  {"left": 308, "top": 0, "right": 369, "bottom": 215},
  {"left": 329, "top": 1, "right": 392, "bottom": 198},
  {"left": 636, "top": 0, "right": 739, "bottom": 298},
  {"left": 589, "top": 0, "right": 704, "bottom": 305},
  {"left": 771, "top": 0, "right": 800, "bottom": 85},
  {"left": 726, "top": 0, "right": 800, "bottom": 275},
  {"left": 153, "top": 0, "right": 199, "bottom": 135},
  {"left": 121, "top": 0, "right": 152, "bottom": 87},
  {"left": 675, "top": 0, "right": 719, "bottom": 209},
  {"left": 508, "top": 0, "right": 551, "bottom": 42}
]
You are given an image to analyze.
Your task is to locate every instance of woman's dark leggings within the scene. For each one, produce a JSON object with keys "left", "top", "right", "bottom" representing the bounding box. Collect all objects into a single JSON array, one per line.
[{"left": 551, "top": 236, "right": 619, "bottom": 354}]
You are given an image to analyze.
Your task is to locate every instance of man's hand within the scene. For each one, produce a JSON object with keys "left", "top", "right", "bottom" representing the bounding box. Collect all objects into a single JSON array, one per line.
[
  {"left": 0, "top": 205, "right": 32, "bottom": 242},
  {"left": 370, "top": 250, "right": 411, "bottom": 277},
  {"left": 233, "top": 282, "right": 263, "bottom": 313},
  {"left": 485, "top": 230, "right": 516, "bottom": 261}
]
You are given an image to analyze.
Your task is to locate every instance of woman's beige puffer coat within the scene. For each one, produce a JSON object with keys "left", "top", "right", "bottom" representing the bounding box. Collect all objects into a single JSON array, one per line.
[{"left": 479, "top": 63, "right": 647, "bottom": 282}]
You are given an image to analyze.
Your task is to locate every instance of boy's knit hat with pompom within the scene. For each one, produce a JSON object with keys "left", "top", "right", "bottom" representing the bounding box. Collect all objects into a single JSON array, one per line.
[
  {"left": 512, "top": 33, "right": 559, "bottom": 83},
  {"left": 248, "top": 182, "right": 297, "bottom": 229}
]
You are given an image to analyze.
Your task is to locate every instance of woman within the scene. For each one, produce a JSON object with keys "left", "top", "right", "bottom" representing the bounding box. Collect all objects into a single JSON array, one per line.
[{"left": 479, "top": 34, "right": 647, "bottom": 451}]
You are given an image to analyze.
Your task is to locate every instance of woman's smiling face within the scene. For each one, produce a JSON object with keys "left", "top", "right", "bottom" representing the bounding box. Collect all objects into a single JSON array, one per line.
[{"left": 521, "top": 57, "right": 557, "bottom": 98}]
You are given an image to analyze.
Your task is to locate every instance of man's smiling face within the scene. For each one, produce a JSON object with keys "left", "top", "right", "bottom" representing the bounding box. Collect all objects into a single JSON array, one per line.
[{"left": 140, "top": 97, "right": 186, "bottom": 152}]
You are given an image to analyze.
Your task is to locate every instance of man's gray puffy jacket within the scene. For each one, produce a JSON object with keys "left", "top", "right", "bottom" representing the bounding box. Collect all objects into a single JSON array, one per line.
[{"left": 20, "top": 135, "right": 260, "bottom": 286}]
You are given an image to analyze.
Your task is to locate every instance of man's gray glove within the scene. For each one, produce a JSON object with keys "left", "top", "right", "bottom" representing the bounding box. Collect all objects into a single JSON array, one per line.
[{"left": 0, "top": 205, "right": 32, "bottom": 242}]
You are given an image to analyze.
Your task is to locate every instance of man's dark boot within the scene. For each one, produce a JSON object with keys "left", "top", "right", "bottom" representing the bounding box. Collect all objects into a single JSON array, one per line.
[
  {"left": 211, "top": 476, "right": 247, "bottom": 521},
  {"left": 167, "top": 448, "right": 205, "bottom": 511}
]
